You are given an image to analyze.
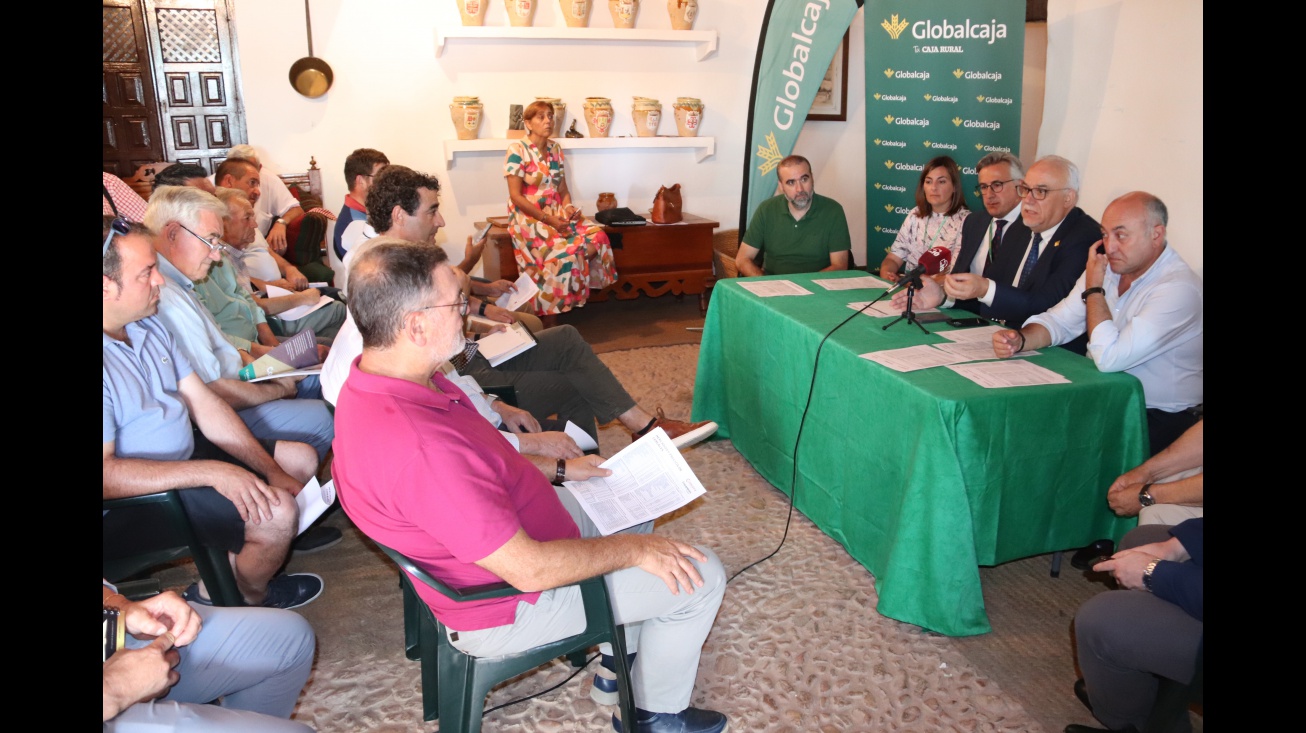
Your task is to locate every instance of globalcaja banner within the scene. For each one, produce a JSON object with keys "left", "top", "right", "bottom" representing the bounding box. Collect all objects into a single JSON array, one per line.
[
  {"left": 739, "top": 0, "right": 864, "bottom": 237},
  {"left": 863, "top": 0, "right": 1024, "bottom": 265}
]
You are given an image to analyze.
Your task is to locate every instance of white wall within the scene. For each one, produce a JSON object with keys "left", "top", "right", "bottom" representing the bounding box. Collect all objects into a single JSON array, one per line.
[{"left": 230, "top": 1, "right": 1198, "bottom": 275}]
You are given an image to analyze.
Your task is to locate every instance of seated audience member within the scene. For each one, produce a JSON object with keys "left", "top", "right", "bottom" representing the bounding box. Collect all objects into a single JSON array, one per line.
[
  {"left": 280, "top": 193, "right": 337, "bottom": 286},
  {"left": 203, "top": 188, "right": 342, "bottom": 344},
  {"left": 143, "top": 187, "right": 336, "bottom": 471},
  {"left": 325, "top": 165, "right": 716, "bottom": 449},
  {"left": 153, "top": 162, "right": 216, "bottom": 194},
  {"left": 104, "top": 171, "right": 149, "bottom": 222},
  {"left": 321, "top": 236, "right": 593, "bottom": 479},
  {"left": 879, "top": 155, "right": 969, "bottom": 282},
  {"left": 102, "top": 582, "right": 316, "bottom": 732},
  {"left": 1068, "top": 519, "right": 1202, "bottom": 733},
  {"left": 332, "top": 148, "right": 391, "bottom": 289},
  {"left": 333, "top": 241, "right": 731, "bottom": 733},
  {"left": 225, "top": 144, "right": 304, "bottom": 254},
  {"left": 214, "top": 160, "right": 317, "bottom": 291},
  {"left": 991, "top": 191, "right": 1202, "bottom": 457},
  {"left": 102, "top": 216, "right": 324, "bottom": 608},
  {"left": 900, "top": 155, "right": 1100, "bottom": 354},
  {"left": 737, "top": 154, "right": 851, "bottom": 276}
]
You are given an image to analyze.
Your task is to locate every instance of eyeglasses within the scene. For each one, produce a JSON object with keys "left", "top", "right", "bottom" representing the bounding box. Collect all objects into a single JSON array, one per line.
[
  {"left": 974, "top": 179, "right": 1014, "bottom": 196},
  {"left": 1015, "top": 184, "right": 1072, "bottom": 201},
  {"left": 413, "top": 294, "right": 469, "bottom": 318},
  {"left": 102, "top": 217, "right": 130, "bottom": 257},
  {"left": 176, "top": 222, "right": 224, "bottom": 255}
]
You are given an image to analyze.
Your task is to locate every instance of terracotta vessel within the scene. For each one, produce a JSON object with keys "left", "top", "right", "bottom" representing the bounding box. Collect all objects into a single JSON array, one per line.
[
  {"left": 608, "top": 0, "right": 638, "bottom": 28},
  {"left": 450, "top": 96, "right": 483, "bottom": 140},
  {"left": 559, "top": 0, "right": 592, "bottom": 27},
  {"left": 673, "top": 97, "right": 703, "bottom": 137},
  {"left": 457, "top": 0, "right": 489, "bottom": 25},
  {"left": 583, "top": 97, "right": 614, "bottom": 137},
  {"left": 631, "top": 97, "right": 662, "bottom": 137},
  {"left": 596, "top": 192, "right": 618, "bottom": 211},
  {"left": 667, "top": 0, "right": 697, "bottom": 30},
  {"left": 505, "top": 0, "right": 536, "bottom": 26}
]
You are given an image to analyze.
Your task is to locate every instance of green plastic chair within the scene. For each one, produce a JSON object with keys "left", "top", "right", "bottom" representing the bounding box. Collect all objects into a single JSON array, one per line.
[
  {"left": 372, "top": 539, "right": 637, "bottom": 733},
  {"left": 102, "top": 490, "right": 244, "bottom": 607}
]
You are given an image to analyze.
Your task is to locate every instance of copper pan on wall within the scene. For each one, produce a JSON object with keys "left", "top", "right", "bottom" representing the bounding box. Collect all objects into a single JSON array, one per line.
[{"left": 289, "top": 0, "right": 333, "bottom": 98}]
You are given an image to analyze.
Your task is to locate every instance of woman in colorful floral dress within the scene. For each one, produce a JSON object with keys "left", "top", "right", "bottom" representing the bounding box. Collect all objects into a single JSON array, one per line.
[
  {"left": 504, "top": 101, "right": 618, "bottom": 318},
  {"left": 878, "top": 155, "right": 970, "bottom": 282}
]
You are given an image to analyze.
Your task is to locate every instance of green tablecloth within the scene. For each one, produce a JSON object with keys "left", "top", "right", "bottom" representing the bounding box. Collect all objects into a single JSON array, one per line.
[{"left": 692, "top": 272, "right": 1147, "bottom": 636}]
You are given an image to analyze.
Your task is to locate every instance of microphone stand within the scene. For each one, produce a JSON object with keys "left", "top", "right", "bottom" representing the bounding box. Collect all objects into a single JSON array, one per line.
[{"left": 883, "top": 274, "right": 930, "bottom": 335}]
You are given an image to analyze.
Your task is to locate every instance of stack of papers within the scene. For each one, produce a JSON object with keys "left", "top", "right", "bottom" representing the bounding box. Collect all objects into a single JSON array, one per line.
[
  {"left": 265, "top": 284, "right": 336, "bottom": 321},
  {"left": 563, "top": 428, "right": 706, "bottom": 535},
  {"left": 495, "top": 273, "right": 540, "bottom": 311},
  {"left": 811, "top": 275, "right": 891, "bottom": 290},
  {"left": 474, "top": 320, "right": 537, "bottom": 367},
  {"left": 737, "top": 280, "right": 812, "bottom": 297}
]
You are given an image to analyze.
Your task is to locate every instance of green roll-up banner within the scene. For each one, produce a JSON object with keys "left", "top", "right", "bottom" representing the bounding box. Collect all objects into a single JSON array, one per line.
[
  {"left": 740, "top": 0, "right": 863, "bottom": 237},
  {"left": 863, "top": 0, "right": 1025, "bottom": 264}
]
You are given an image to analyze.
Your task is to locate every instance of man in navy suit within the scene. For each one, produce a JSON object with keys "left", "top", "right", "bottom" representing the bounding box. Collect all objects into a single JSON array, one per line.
[{"left": 902, "top": 154, "right": 1098, "bottom": 353}]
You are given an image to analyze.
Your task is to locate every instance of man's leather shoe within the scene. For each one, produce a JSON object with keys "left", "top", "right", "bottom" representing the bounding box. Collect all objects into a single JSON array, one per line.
[
  {"left": 612, "top": 706, "right": 728, "bottom": 733},
  {"left": 1073, "top": 678, "right": 1092, "bottom": 712},
  {"left": 1070, "top": 538, "right": 1115, "bottom": 571}
]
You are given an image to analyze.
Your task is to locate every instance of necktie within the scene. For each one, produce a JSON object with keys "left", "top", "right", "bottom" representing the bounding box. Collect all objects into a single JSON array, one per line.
[
  {"left": 991, "top": 218, "right": 1007, "bottom": 252},
  {"left": 1017, "top": 233, "right": 1042, "bottom": 289}
]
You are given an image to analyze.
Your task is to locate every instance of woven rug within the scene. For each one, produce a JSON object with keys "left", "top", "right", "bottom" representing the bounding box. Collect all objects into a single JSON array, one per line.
[{"left": 152, "top": 344, "right": 1199, "bottom": 732}]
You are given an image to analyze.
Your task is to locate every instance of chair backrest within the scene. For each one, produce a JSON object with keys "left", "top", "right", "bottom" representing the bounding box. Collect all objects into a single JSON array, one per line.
[{"left": 276, "top": 156, "right": 324, "bottom": 203}]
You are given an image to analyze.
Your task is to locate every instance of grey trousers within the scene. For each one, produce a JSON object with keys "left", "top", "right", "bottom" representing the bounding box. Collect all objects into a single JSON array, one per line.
[
  {"left": 449, "top": 487, "right": 726, "bottom": 714},
  {"left": 1073, "top": 525, "right": 1200, "bottom": 733},
  {"left": 106, "top": 601, "right": 317, "bottom": 732},
  {"left": 463, "top": 324, "right": 638, "bottom": 443}
]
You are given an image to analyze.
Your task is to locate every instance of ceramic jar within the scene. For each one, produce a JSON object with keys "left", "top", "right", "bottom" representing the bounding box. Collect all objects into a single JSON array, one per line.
[
  {"left": 596, "top": 192, "right": 618, "bottom": 211},
  {"left": 583, "top": 97, "right": 614, "bottom": 137},
  {"left": 608, "top": 0, "right": 638, "bottom": 28},
  {"left": 457, "top": 0, "right": 489, "bottom": 25},
  {"left": 667, "top": 0, "right": 697, "bottom": 30},
  {"left": 535, "top": 97, "right": 567, "bottom": 132},
  {"left": 631, "top": 97, "right": 662, "bottom": 137},
  {"left": 505, "top": 0, "right": 536, "bottom": 26},
  {"left": 673, "top": 97, "right": 703, "bottom": 137},
  {"left": 450, "top": 96, "right": 483, "bottom": 140},
  {"left": 559, "top": 0, "right": 592, "bottom": 27}
]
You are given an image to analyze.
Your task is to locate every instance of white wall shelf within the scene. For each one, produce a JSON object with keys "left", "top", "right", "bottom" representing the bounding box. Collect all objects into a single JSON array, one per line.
[
  {"left": 443, "top": 136, "right": 715, "bottom": 167},
  {"left": 434, "top": 26, "right": 718, "bottom": 61}
]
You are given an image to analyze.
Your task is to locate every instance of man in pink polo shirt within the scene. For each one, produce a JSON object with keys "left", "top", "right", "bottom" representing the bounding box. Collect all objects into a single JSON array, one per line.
[{"left": 332, "top": 240, "right": 730, "bottom": 733}]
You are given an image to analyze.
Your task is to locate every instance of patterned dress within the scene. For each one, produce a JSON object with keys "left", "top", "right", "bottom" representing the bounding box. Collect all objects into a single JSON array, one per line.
[
  {"left": 504, "top": 139, "right": 617, "bottom": 315},
  {"left": 889, "top": 207, "right": 970, "bottom": 273}
]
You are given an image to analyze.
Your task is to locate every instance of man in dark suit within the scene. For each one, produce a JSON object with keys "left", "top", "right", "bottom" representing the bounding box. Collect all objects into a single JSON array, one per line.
[{"left": 903, "top": 155, "right": 1099, "bottom": 353}]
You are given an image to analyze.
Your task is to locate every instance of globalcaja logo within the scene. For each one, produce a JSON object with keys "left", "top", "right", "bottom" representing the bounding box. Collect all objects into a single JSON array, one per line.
[
  {"left": 977, "top": 144, "right": 1012, "bottom": 152},
  {"left": 923, "top": 140, "right": 957, "bottom": 150},
  {"left": 956, "top": 70, "right": 1003, "bottom": 81},
  {"left": 873, "top": 93, "right": 907, "bottom": 102},
  {"left": 912, "top": 18, "right": 1008, "bottom": 44},
  {"left": 976, "top": 95, "right": 1014, "bottom": 105},
  {"left": 755, "top": 131, "right": 783, "bottom": 176},
  {"left": 884, "top": 160, "right": 895, "bottom": 169},
  {"left": 924, "top": 94, "right": 958, "bottom": 103},
  {"left": 884, "top": 115, "right": 930, "bottom": 127},
  {"left": 881, "top": 14, "right": 909, "bottom": 40},
  {"left": 884, "top": 204, "right": 895, "bottom": 212},
  {"left": 872, "top": 138, "right": 906, "bottom": 148},
  {"left": 953, "top": 118, "right": 1000, "bottom": 129},
  {"left": 884, "top": 68, "right": 930, "bottom": 80}
]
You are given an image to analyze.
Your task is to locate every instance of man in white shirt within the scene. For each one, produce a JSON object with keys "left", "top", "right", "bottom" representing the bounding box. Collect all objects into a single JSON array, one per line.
[
  {"left": 992, "top": 191, "right": 1202, "bottom": 456},
  {"left": 225, "top": 144, "right": 304, "bottom": 254}
]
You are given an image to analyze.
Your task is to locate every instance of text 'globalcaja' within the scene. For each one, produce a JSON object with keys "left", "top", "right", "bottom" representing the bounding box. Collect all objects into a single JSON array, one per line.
[{"left": 772, "top": 0, "right": 835, "bottom": 131}]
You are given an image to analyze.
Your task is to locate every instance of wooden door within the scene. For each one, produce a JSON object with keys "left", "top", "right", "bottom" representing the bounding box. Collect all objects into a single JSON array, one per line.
[{"left": 103, "top": 0, "right": 164, "bottom": 177}]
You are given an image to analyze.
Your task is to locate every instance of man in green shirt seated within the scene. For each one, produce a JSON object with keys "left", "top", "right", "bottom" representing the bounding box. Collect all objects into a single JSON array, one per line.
[{"left": 736, "top": 155, "right": 851, "bottom": 276}]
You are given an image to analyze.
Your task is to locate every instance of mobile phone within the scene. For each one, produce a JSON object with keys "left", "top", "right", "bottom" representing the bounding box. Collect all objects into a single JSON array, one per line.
[
  {"left": 947, "top": 317, "right": 988, "bottom": 328},
  {"left": 472, "top": 222, "right": 493, "bottom": 244}
]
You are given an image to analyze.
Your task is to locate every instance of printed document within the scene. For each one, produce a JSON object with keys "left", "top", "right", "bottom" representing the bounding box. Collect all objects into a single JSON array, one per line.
[
  {"left": 737, "top": 280, "right": 812, "bottom": 297},
  {"left": 846, "top": 300, "right": 940, "bottom": 318},
  {"left": 563, "top": 428, "right": 707, "bottom": 535},
  {"left": 860, "top": 344, "right": 968, "bottom": 372},
  {"left": 935, "top": 324, "right": 1005, "bottom": 343},
  {"left": 946, "top": 360, "right": 1070, "bottom": 388},
  {"left": 495, "top": 272, "right": 540, "bottom": 311},
  {"left": 265, "top": 284, "right": 335, "bottom": 321},
  {"left": 476, "top": 321, "right": 537, "bottom": 367},
  {"left": 296, "top": 478, "right": 337, "bottom": 535},
  {"left": 812, "top": 275, "right": 891, "bottom": 291},
  {"left": 565, "top": 420, "right": 599, "bottom": 452},
  {"left": 932, "top": 341, "right": 1038, "bottom": 362}
]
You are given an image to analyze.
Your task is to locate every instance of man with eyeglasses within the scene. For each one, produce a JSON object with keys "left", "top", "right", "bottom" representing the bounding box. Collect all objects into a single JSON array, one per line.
[
  {"left": 896, "top": 155, "right": 1099, "bottom": 352},
  {"left": 103, "top": 215, "right": 326, "bottom": 610}
]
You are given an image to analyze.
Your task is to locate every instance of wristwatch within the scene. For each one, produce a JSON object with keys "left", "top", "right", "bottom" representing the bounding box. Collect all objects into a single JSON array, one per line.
[
  {"left": 1138, "top": 483, "right": 1156, "bottom": 507},
  {"left": 275, "top": 217, "right": 287, "bottom": 227},
  {"left": 1081, "top": 286, "right": 1106, "bottom": 303},
  {"left": 1142, "top": 558, "right": 1160, "bottom": 591}
]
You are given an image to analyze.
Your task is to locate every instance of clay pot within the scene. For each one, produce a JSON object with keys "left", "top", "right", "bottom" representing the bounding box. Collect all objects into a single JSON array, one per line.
[
  {"left": 450, "top": 97, "right": 483, "bottom": 140},
  {"left": 559, "top": 0, "right": 592, "bottom": 27},
  {"left": 457, "top": 0, "right": 489, "bottom": 25},
  {"left": 673, "top": 97, "right": 703, "bottom": 137},
  {"left": 583, "top": 97, "right": 614, "bottom": 137},
  {"left": 667, "top": 0, "right": 697, "bottom": 30},
  {"left": 608, "top": 0, "right": 638, "bottom": 28},
  {"left": 505, "top": 0, "right": 536, "bottom": 26},
  {"left": 597, "top": 192, "right": 618, "bottom": 211},
  {"left": 631, "top": 97, "right": 662, "bottom": 137}
]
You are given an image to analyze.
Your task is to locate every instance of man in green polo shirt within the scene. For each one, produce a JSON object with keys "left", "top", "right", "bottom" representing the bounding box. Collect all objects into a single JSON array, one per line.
[{"left": 736, "top": 155, "right": 851, "bottom": 276}]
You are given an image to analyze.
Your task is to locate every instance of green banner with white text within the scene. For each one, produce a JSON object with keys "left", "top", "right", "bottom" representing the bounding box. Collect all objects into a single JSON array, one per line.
[{"left": 863, "top": 0, "right": 1024, "bottom": 265}]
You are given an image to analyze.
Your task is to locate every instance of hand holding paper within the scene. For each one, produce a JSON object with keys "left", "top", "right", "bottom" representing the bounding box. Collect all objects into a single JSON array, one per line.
[{"left": 496, "top": 273, "right": 540, "bottom": 311}]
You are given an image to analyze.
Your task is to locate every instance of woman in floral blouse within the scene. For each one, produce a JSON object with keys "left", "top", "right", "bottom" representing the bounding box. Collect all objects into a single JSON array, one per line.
[{"left": 879, "top": 155, "right": 970, "bottom": 282}]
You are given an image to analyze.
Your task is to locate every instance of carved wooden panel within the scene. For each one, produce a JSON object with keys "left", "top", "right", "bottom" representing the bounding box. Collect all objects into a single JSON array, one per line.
[
  {"left": 103, "top": 1, "right": 163, "bottom": 177},
  {"left": 199, "top": 73, "right": 224, "bottom": 105},
  {"left": 102, "top": 7, "right": 139, "bottom": 63},
  {"left": 125, "top": 118, "right": 152, "bottom": 148},
  {"left": 119, "top": 73, "right": 148, "bottom": 106},
  {"left": 172, "top": 116, "right": 197, "bottom": 149},
  {"left": 205, "top": 116, "right": 229, "bottom": 147},
  {"left": 156, "top": 8, "right": 222, "bottom": 63},
  {"left": 165, "top": 73, "right": 191, "bottom": 105}
]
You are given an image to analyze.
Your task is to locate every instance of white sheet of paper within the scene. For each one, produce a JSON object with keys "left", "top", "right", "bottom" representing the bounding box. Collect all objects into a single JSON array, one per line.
[
  {"left": 860, "top": 344, "right": 969, "bottom": 372},
  {"left": 476, "top": 321, "right": 536, "bottom": 367},
  {"left": 932, "top": 341, "right": 1038, "bottom": 362},
  {"left": 495, "top": 273, "right": 540, "bottom": 311},
  {"left": 737, "top": 280, "right": 813, "bottom": 297},
  {"left": 296, "top": 477, "right": 337, "bottom": 535},
  {"left": 308, "top": 282, "right": 329, "bottom": 288},
  {"left": 846, "top": 300, "right": 941, "bottom": 318},
  {"left": 265, "top": 284, "right": 334, "bottom": 321},
  {"left": 945, "top": 360, "right": 1071, "bottom": 388},
  {"left": 244, "top": 366, "right": 324, "bottom": 383},
  {"left": 565, "top": 420, "right": 599, "bottom": 452},
  {"left": 935, "top": 324, "right": 1006, "bottom": 343},
  {"left": 812, "top": 275, "right": 892, "bottom": 291},
  {"left": 563, "top": 428, "right": 706, "bottom": 535}
]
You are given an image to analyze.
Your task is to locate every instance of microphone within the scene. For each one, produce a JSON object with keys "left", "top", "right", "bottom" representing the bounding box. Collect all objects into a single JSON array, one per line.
[{"left": 885, "top": 247, "right": 952, "bottom": 295}]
